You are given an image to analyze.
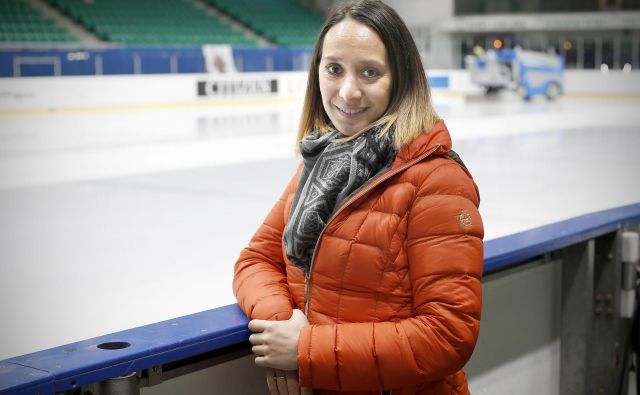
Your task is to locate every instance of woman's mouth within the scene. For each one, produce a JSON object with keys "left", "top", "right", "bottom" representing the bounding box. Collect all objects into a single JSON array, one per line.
[{"left": 336, "top": 105, "right": 366, "bottom": 116}]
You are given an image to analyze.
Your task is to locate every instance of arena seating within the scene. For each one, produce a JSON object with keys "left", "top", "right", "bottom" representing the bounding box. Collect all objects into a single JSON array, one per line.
[
  {"left": 3, "top": 0, "right": 321, "bottom": 47},
  {"left": 0, "top": 0, "right": 77, "bottom": 43},
  {"left": 46, "top": 0, "right": 257, "bottom": 46},
  {"left": 204, "top": 0, "right": 323, "bottom": 46}
]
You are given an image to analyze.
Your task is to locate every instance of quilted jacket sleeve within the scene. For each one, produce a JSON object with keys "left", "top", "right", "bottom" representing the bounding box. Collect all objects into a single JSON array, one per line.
[
  {"left": 297, "top": 161, "right": 484, "bottom": 391},
  {"left": 233, "top": 170, "right": 300, "bottom": 321}
]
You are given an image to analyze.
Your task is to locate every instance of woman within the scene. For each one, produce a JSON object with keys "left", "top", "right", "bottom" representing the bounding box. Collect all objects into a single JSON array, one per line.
[{"left": 233, "top": 1, "right": 484, "bottom": 394}]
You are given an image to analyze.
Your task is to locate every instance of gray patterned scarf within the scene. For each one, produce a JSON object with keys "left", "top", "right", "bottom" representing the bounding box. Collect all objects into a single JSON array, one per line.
[{"left": 283, "top": 125, "right": 396, "bottom": 273}]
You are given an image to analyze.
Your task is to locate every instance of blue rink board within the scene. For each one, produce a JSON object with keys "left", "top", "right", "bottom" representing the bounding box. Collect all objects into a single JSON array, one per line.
[
  {"left": 1, "top": 203, "right": 640, "bottom": 394},
  {"left": 484, "top": 202, "right": 640, "bottom": 273}
]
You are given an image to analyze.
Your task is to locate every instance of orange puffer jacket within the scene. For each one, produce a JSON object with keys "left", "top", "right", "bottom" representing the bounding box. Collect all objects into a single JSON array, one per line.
[{"left": 234, "top": 120, "right": 484, "bottom": 395}]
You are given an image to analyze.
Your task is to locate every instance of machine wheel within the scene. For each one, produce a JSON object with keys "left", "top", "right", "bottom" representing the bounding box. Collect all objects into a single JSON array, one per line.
[
  {"left": 485, "top": 86, "right": 500, "bottom": 95},
  {"left": 516, "top": 84, "right": 530, "bottom": 101},
  {"left": 545, "top": 82, "right": 562, "bottom": 101}
]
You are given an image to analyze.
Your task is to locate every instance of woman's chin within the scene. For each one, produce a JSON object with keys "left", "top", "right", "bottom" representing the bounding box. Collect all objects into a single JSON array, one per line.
[{"left": 332, "top": 121, "right": 362, "bottom": 136}]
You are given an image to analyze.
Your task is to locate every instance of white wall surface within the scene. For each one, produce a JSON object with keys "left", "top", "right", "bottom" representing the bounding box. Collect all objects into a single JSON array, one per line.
[
  {"left": 384, "top": 0, "right": 453, "bottom": 26},
  {"left": 300, "top": 0, "right": 454, "bottom": 24},
  {"left": 564, "top": 70, "right": 640, "bottom": 96}
]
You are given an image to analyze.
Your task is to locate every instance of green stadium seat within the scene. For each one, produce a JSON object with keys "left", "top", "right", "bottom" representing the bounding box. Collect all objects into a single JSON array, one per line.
[
  {"left": 44, "top": 0, "right": 257, "bottom": 46},
  {"left": 203, "top": 0, "right": 321, "bottom": 47},
  {"left": 0, "top": 0, "right": 79, "bottom": 43}
]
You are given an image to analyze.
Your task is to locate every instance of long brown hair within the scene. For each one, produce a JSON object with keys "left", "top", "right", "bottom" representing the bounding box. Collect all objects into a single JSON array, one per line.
[{"left": 297, "top": 0, "right": 439, "bottom": 150}]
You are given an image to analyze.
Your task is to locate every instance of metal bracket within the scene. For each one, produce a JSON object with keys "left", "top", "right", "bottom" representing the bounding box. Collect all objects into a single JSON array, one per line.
[
  {"left": 621, "top": 231, "right": 639, "bottom": 318},
  {"left": 70, "top": 342, "right": 253, "bottom": 394},
  {"left": 145, "top": 365, "right": 163, "bottom": 387}
]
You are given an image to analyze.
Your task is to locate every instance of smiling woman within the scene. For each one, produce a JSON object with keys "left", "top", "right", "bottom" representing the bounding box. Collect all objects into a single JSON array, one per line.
[
  {"left": 233, "top": 1, "right": 484, "bottom": 395},
  {"left": 297, "top": 0, "right": 439, "bottom": 149},
  {"left": 318, "top": 19, "right": 392, "bottom": 135}
]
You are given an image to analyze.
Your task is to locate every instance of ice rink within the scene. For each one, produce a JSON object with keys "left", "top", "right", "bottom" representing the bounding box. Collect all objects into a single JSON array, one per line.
[{"left": 1, "top": 91, "right": 639, "bottom": 364}]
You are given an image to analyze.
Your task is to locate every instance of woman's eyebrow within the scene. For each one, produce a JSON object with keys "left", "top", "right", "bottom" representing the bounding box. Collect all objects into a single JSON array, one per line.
[
  {"left": 321, "top": 56, "right": 386, "bottom": 69},
  {"left": 361, "top": 59, "right": 386, "bottom": 68}
]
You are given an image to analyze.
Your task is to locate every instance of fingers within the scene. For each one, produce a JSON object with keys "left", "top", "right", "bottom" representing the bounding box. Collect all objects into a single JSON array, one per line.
[
  {"left": 275, "top": 370, "right": 288, "bottom": 395},
  {"left": 266, "top": 368, "right": 296, "bottom": 395},
  {"left": 252, "top": 344, "right": 268, "bottom": 356},
  {"left": 248, "top": 332, "right": 264, "bottom": 346},
  {"left": 252, "top": 331, "right": 269, "bottom": 368},
  {"left": 254, "top": 355, "right": 268, "bottom": 367},
  {"left": 265, "top": 368, "right": 279, "bottom": 395},
  {"left": 286, "top": 370, "right": 300, "bottom": 395},
  {"left": 250, "top": 313, "right": 305, "bottom": 371},
  {"left": 248, "top": 319, "right": 269, "bottom": 332},
  {"left": 264, "top": 367, "right": 304, "bottom": 395}
]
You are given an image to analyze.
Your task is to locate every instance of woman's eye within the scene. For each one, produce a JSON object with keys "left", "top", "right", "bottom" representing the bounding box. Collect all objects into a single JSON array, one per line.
[
  {"left": 327, "top": 64, "right": 342, "bottom": 75},
  {"left": 362, "top": 68, "right": 379, "bottom": 78}
]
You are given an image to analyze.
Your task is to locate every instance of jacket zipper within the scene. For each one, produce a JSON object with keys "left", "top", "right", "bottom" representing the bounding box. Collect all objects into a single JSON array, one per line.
[{"left": 303, "top": 145, "right": 441, "bottom": 316}]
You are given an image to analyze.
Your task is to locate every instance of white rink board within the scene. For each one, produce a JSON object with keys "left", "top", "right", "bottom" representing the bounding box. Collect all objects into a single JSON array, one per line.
[
  {"left": 0, "top": 71, "right": 309, "bottom": 111},
  {"left": 2, "top": 70, "right": 638, "bottom": 112}
]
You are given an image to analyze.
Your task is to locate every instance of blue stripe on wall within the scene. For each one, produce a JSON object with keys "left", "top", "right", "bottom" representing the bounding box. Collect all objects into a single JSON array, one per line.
[{"left": 428, "top": 76, "right": 449, "bottom": 89}]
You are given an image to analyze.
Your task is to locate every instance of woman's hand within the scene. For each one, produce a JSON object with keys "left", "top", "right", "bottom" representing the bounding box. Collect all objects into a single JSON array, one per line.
[
  {"left": 265, "top": 368, "right": 308, "bottom": 395},
  {"left": 248, "top": 309, "right": 309, "bottom": 370}
]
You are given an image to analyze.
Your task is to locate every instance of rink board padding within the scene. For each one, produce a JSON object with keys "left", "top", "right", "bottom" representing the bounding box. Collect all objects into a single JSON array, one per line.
[
  {"left": 1, "top": 203, "right": 640, "bottom": 394},
  {"left": 0, "top": 304, "right": 249, "bottom": 394},
  {"left": 484, "top": 202, "right": 640, "bottom": 274}
]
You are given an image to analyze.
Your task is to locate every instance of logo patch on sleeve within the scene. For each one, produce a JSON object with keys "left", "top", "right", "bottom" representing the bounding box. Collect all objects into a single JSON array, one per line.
[{"left": 458, "top": 209, "right": 473, "bottom": 228}]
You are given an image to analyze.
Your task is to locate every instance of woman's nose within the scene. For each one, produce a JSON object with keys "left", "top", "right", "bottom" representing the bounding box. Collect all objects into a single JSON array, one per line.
[{"left": 338, "top": 75, "right": 362, "bottom": 102}]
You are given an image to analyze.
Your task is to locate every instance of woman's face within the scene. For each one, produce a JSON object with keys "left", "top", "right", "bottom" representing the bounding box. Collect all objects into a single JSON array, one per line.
[{"left": 318, "top": 18, "right": 392, "bottom": 136}]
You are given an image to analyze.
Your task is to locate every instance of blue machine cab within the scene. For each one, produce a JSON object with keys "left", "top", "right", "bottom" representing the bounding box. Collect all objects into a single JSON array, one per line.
[{"left": 465, "top": 47, "right": 565, "bottom": 100}]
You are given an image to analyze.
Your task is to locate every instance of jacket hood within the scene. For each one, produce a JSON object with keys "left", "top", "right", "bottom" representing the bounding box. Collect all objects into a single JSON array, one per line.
[{"left": 393, "top": 120, "right": 451, "bottom": 167}]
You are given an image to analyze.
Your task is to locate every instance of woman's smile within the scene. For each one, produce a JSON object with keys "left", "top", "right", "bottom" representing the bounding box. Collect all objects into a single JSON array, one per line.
[{"left": 335, "top": 104, "right": 367, "bottom": 117}]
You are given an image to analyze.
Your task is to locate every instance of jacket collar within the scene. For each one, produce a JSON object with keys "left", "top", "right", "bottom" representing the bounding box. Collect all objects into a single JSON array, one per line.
[{"left": 393, "top": 120, "right": 451, "bottom": 168}]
